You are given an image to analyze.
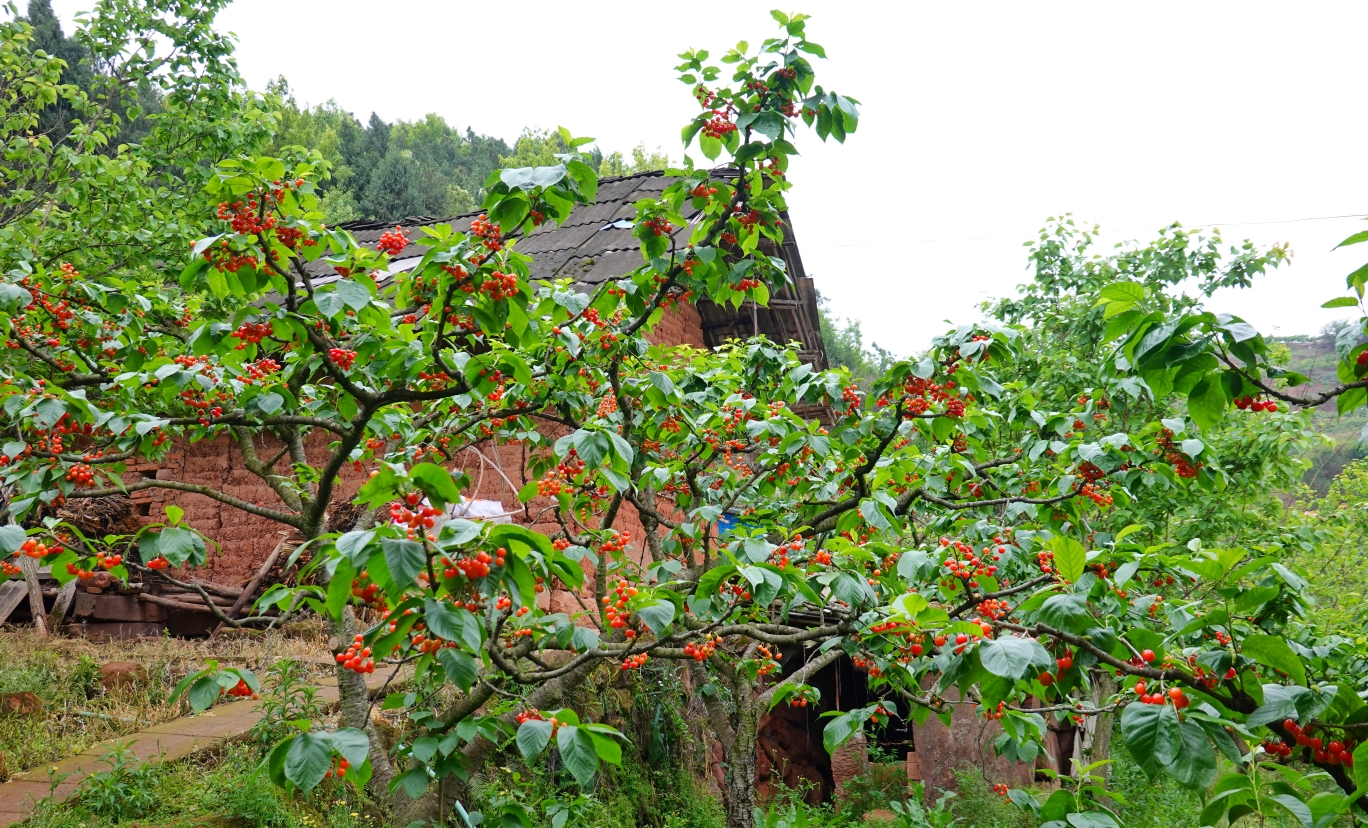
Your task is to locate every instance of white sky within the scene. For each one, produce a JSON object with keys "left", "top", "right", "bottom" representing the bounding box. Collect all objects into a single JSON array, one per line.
[{"left": 47, "top": 1, "right": 1368, "bottom": 356}]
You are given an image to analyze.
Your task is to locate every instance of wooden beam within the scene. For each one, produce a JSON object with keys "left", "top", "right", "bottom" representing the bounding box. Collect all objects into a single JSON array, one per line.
[
  {"left": 137, "top": 592, "right": 216, "bottom": 613},
  {"left": 46, "top": 580, "right": 77, "bottom": 631}
]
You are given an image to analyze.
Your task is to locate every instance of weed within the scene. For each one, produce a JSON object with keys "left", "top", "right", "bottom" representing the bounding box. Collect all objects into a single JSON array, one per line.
[
  {"left": 74, "top": 741, "right": 158, "bottom": 821},
  {"left": 250, "top": 658, "right": 325, "bottom": 750}
]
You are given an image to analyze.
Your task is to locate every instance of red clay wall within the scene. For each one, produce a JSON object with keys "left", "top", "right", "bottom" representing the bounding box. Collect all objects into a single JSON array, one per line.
[{"left": 130, "top": 303, "right": 705, "bottom": 587}]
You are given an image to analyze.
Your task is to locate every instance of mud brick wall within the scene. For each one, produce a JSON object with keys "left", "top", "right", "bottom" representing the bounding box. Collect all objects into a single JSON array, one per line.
[{"left": 126, "top": 304, "right": 705, "bottom": 588}]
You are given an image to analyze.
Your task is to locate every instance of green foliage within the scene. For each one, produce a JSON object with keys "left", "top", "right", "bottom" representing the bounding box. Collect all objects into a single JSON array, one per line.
[
  {"left": 250, "top": 659, "right": 326, "bottom": 750},
  {"left": 1286, "top": 459, "right": 1368, "bottom": 633},
  {"left": 267, "top": 85, "right": 666, "bottom": 223},
  {"left": 74, "top": 741, "right": 158, "bottom": 821},
  {"left": 25, "top": 741, "right": 375, "bottom": 828}
]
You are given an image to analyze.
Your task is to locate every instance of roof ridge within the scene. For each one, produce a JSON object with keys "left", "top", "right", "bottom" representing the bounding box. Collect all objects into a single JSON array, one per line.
[{"left": 335, "top": 166, "right": 739, "bottom": 230}]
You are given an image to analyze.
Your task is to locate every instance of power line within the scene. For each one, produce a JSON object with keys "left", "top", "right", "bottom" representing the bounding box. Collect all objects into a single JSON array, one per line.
[{"left": 806, "top": 212, "right": 1366, "bottom": 251}]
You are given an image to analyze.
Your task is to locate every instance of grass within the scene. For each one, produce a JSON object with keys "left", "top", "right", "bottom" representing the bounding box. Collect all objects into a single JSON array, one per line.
[
  {"left": 0, "top": 625, "right": 331, "bottom": 779},
  {"left": 19, "top": 740, "right": 377, "bottom": 828}
]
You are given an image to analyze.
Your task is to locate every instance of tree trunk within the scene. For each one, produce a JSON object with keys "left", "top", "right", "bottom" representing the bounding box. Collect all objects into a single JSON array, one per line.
[
  {"left": 724, "top": 693, "right": 761, "bottom": 828},
  {"left": 1083, "top": 670, "right": 1118, "bottom": 778},
  {"left": 18, "top": 556, "right": 47, "bottom": 636}
]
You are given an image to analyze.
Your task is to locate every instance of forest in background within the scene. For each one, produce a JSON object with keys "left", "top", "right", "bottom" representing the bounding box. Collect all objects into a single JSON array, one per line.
[{"left": 19, "top": 0, "right": 671, "bottom": 226}]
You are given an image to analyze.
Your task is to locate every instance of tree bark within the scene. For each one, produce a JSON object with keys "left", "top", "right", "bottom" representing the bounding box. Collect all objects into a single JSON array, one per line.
[
  {"left": 723, "top": 689, "right": 761, "bottom": 828},
  {"left": 1083, "top": 669, "right": 1118, "bottom": 778},
  {"left": 18, "top": 556, "right": 48, "bottom": 636}
]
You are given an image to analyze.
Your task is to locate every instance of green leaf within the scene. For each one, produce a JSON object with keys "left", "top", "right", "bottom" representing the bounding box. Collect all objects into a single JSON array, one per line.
[
  {"left": 315, "top": 290, "right": 346, "bottom": 319},
  {"left": 1186, "top": 376, "right": 1227, "bottom": 431},
  {"left": 382, "top": 538, "right": 426, "bottom": 589},
  {"left": 336, "top": 280, "right": 372, "bottom": 310},
  {"left": 1066, "top": 814, "right": 1120, "bottom": 828},
  {"left": 979, "top": 635, "right": 1053, "bottom": 680},
  {"left": 283, "top": 731, "right": 333, "bottom": 792},
  {"left": 411, "top": 462, "right": 463, "bottom": 508},
  {"left": 1321, "top": 296, "right": 1360, "bottom": 309},
  {"left": 326, "top": 558, "right": 357, "bottom": 619},
  {"left": 516, "top": 719, "right": 553, "bottom": 762},
  {"left": 0, "top": 525, "right": 26, "bottom": 554},
  {"left": 436, "top": 648, "right": 478, "bottom": 693},
  {"left": 156, "top": 526, "right": 207, "bottom": 567},
  {"left": 1353, "top": 741, "right": 1368, "bottom": 791},
  {"left": 1334, "top": 229, "right": 1368, "bottom": 248},
  {"left": 1047, "top": 535, "right": 1086, "bottom": 583},
  {"left": 1099, "top": 282, "right": 1147, "bottom": 304},
  {"left": 590, "top": 732, "right": 623, "bottom": 765},
  {"left": 1243, "top": 634, "right": 1307, "bottom": 686},
  {"left": 637, "top": 600, "right": 675, "bottom": 636},
  {"left": 424, "top": 598, "right": 482, "bottom": 653},
  {"left": 324, "top": 728, "right": 370, "bottom": 769},
  {"left": 1037, "top": 594, "right": 1091, "bottom": 633},
  {"left": 1167, "top": 721, "right": 1217, "bottom": 790},
  {"left": 556, "top": 725, "right": 600, "bottom": 788},
  {"left": 186, "top": 676, "right": 222, "bottom": 712},
  {"left": 1120, "top": 702, "right": 1181, "bottom": 779}
]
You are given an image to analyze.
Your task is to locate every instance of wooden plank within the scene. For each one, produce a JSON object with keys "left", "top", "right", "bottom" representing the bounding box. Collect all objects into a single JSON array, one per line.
[
  {"left": 46, "top": 580, "right": 78, "bottom": 630},
  {"left": 0, "top": 580, "right": 27, "bottom": 624}
]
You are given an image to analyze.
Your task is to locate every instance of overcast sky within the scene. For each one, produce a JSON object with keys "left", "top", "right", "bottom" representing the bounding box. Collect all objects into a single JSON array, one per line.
[{"left": 47, "top": 1, "right": 1368, "bottom": 355}]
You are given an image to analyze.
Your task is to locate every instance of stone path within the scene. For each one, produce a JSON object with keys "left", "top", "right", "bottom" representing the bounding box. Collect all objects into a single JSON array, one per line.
[{"left": 0, "top": 668, "right": 393, "bottom": 827}]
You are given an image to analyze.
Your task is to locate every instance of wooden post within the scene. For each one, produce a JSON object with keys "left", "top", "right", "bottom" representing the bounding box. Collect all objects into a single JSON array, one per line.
[
  {"left": 46, "top": 580, "right": 78, "bottom": 632},
  {"left": 18, "top": 556, "right": 47, "bottom": 636}
]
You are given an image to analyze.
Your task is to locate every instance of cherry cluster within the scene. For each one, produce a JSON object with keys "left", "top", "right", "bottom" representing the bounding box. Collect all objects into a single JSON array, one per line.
[
  {"left": 1234, "top": 396, "right": 1279, "bottom": 413},
  {"left": 938, "top": 537, "right": 1002, "bottom": 589},
  {"left": 602, "top": 578, "right": 639, "bottom": 632},
  {"left": 469, "top": 215, "right": 503, "bottom": 251},
  {"left": 328, "top": 348, "right": 357, "bottom": 370},
  {"left": 350, "top": 571, "right": 382, "bottom": 606},
  {"left": 1155, "top": 428, "right": 1200, "bottom": 479},
  {"left": 621, "top": 652, "right": 649, "bottom": 670},
  {"left": 18, "top": 538, "right": 57, "bottom": 558},
  {"left": 480, "top": 271, "right": 519, "bottom": 301},
  {"left": 94, "top": 550, "right": 123, "bottom": 570},
  {"left": 1282, "top": 720, "right": 1355, "bottom": 765},
  {"left": 441, "top": 548, "right": 503, "bottom": 580},
  {"left": 1132, "top": 679, "right": 1188, "bottom": 708},
  {"left": 237, "top": 358, "right": 281, "bottom": 384},
  {"left": 755, "top": 644, "right": 781, "bottom": 677},
  {"left": 230, "top": 321, "right": 272, "bottom": 348},
  {"left": 598, "top": 531, "right": 630, "bottom": 556},
  {"left": 377, "top": 227, "right": 409, "bottom": 256},
  {"left": 389, "top": 493, "right": 442, "bottom": 533},
  {"left": 322, "top": 757, "right": 351, "bottom": 779},
  {"left": 222, "top": 679, "right": 257, "bottom": 699},
  {"left": 683, "top": 634, "right": 718, "bottom": 662},
  {"left": 146, "top": 556, "right": 170, "bottom": 570},
  {"left": 336, "top": 634, "right": 375, "bottom": 673}
]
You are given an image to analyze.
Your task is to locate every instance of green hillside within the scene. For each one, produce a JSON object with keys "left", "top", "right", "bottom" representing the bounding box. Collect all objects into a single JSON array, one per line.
[{"left": 1277, "top": 335, "right": 1368, "bottom": 492}]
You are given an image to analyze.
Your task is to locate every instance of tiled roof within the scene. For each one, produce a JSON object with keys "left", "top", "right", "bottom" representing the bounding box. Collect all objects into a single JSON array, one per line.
[{"left": 314, "top": 169, "right": 828, "bottom": 369}]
